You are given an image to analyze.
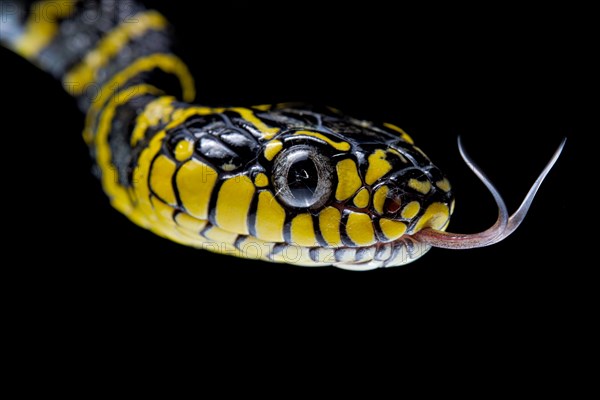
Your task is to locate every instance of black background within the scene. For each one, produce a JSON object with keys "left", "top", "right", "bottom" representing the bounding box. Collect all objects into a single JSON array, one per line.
[{"left": 0, "top": 1, "right": 590, "bottom": 364}]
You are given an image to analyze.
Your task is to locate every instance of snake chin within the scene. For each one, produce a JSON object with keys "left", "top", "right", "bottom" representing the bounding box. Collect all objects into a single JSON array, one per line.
[
  {"left": 210, "top": 233, "right": 432, "bottom": 271},
  {"left": 326, "top": 237, "right": 431, "bottom": 271}
]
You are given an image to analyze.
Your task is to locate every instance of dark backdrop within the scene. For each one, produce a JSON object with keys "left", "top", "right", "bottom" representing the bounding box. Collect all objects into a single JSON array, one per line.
[{"left": 0, "top": 1, "right": 589, "bottom": 355}]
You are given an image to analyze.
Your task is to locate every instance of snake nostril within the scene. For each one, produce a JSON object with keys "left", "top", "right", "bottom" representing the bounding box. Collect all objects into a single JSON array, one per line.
[{"left": 386, "top": 197, "right": 402, "bottom": 214}]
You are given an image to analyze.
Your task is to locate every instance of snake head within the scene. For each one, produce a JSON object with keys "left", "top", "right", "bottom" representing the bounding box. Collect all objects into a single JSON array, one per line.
[
  {"left": 254, "top": 107, "right": 455, "bottom": 269},
  {"left": 136, "top": 103, "right": 563, "bottom": 270},
  {"left": 255, "top": 106, "right": 564, "bottom": 269}
]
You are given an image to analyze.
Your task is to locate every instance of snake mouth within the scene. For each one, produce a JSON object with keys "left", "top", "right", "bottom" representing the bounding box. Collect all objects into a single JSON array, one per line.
[
  {"left": 226, "top": 233, "right": 430, "bottom": 271},
  {"left": 321, "top": 236, "right": 432, "bottom": 271},
  {"left": 168, "top": 207, "right": 428, "bottom": 270}
]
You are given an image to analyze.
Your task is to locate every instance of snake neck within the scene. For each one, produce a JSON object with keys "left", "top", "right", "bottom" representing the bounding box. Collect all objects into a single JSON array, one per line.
[{"left": 0, "top": 0, "right": 195, "bottom": 111}]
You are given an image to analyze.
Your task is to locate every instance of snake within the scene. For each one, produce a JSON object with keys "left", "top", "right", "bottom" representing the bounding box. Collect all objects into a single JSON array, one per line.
[{"left": 0, "top": 0, "right": 565, "bottom": 270}]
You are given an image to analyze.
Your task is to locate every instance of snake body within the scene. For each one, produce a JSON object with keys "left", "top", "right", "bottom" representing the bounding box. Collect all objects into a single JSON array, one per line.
[{"left": 0, "top": 0, "right": 564, "bottom": 270}]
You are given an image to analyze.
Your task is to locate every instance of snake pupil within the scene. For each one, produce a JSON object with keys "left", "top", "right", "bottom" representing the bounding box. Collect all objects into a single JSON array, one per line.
[{"left": 288, "top": 157, "right": 319, "bottom": 206}]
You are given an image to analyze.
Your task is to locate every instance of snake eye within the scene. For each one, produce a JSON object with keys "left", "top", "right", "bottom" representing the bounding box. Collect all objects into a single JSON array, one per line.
[{"left": 273, "top": 146, "right": 334, "bottom": 209}]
